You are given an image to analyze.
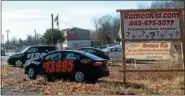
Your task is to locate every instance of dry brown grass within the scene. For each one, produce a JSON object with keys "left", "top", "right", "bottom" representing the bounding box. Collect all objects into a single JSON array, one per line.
[
  {"left": 1, "top": 45, "right": 184, "bottom": 95},
  {"left": 1, "top": 66, "right": 23, "bottom": 79},
  {"left": 2, "top": 65, "right": 181, "bottom": 95}
]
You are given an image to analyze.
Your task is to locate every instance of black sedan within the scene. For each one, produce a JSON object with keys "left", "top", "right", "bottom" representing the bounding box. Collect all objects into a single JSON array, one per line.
[
  {"left": 24, "top": 50, "right": 109, "bottom": 82},
  {"left": 78, "top": 47, "right": 110, "bottom": 60}
]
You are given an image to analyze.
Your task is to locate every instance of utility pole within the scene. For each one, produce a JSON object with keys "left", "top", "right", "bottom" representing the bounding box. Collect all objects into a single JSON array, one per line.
[
  {"left": 51, "top": 14, "right": 54, "bottom": 45},
  {"left": 1, "top": 34, "right": 4, "bottom": 44},
  {"left": 34, "top": 29, "right": 37, "bottom": 45},
  {"left": 7, "top": 30, "right": 10, "bottom": 49}
]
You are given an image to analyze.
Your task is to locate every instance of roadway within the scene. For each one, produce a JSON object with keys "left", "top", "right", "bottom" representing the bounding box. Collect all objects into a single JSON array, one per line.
[{"left": 1, "top": 52, "right": 14, "bottom": 65}]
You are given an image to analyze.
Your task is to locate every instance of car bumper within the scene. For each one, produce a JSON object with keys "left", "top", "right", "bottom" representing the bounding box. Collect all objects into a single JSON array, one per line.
[
  {"left": 7, "top": 58, "right": 16, "bottom": 65},
  {"left": 97, "top": 67, "right": 109, "bottom": 78}
]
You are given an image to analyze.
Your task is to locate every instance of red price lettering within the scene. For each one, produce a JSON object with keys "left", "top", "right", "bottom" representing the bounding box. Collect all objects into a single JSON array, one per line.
[
  {"left": 67, "top": 60, "right": 74, "bottom": 72},
  {"left": 49, "top": 61, "right": 55, "bottom": 73},
  {"left": 43, "top": 61, "right": 50, "bottom": 73},
  {"left": 43, "top": 60, "right": 74, "bottom": 73},
  {"left": 55, "top": 61, "right": 62, "bottom": 73},
  {"left": 61, "top": 60, "right": 67, "bottom": 72}
]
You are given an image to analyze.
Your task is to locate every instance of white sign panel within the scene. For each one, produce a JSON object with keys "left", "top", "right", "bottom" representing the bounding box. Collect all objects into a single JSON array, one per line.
[
  {"left": 123, "top": 11, "right": 181, "bottom": 40},
  {"left": 125, "top": 42, "right": 178, "bottom": 60}
]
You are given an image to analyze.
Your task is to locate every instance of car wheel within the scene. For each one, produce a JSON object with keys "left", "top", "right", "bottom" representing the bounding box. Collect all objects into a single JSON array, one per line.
[
  {"left": 28, "top": 67, "right": 37, "bottom": 80},
  {"left": 87, "top": 75, "right": 98, "bottom": 83},
  {"left": 15, "top": 60, "right": 23, "bottom": 67},
  {"left": 74, "top": 71, "right": 85, "bottom": 82},
  {"left": 44, "top": 74, "right": 55, "bottom": 82}
]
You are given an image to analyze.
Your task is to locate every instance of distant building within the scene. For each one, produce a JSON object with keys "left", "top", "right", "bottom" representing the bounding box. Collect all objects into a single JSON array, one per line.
[{"left": 57, "top": 27, "right": 91, "bottom": 50}]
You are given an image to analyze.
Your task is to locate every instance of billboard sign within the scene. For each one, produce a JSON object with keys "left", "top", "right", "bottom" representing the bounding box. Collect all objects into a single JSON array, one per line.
[{"left": 122, "top": 10, "right": 182, "bottom": 40}]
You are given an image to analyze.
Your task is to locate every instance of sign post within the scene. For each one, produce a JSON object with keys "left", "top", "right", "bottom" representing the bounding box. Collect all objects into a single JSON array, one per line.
[{"left": 117, "top": 9, "right": 184, "bottom": 84}]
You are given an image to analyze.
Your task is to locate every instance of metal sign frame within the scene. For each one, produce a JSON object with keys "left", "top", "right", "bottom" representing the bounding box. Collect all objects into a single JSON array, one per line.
[{"left": 116, "top": 8, "right": 185, "bottom": 84}]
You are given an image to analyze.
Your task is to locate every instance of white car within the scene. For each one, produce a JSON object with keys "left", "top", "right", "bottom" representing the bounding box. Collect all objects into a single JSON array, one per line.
[{"left": 102, "top": 45, "right": 122, "bottom": 61}]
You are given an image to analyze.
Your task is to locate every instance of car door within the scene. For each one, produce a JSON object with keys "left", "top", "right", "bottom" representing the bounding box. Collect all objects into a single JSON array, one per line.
[
  {"left": 25, "top": 47, "right": 39, "bottom": 60},
  {"left": 37, "top": 47, "right": 47, "bottom": 58},
  {"left": 109, "top": 46, "right": 122, "bottom": 61},
  {"left": 63, "top": 52, "right": 81, "bottom": 72},
  {"left": 42, "top": 52, "right": 62, "bottom": 74}
]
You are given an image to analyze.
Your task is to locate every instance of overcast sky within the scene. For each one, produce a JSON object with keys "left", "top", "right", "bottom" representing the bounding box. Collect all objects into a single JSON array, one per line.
[{"left": 2, "top": 1, "right": 152, "bottom": 42}]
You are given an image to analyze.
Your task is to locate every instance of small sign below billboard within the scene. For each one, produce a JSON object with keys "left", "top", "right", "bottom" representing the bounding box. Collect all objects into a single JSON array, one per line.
[{"left": 125, "top": 42, "right": 178, "bottom": 61}]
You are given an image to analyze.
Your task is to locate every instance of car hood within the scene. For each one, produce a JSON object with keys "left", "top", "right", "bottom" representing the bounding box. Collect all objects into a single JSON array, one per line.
[
  {"left": 9, "top": 53, "right": 23, "bottom": 57},
  {"left": 25, "top": 58, "right": 42, "bottom": 67}
]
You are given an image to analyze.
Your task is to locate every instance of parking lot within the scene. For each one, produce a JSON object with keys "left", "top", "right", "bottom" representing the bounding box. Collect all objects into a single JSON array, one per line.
[{"left": 1, "top": 52, "right": 14, "bottom": 65}]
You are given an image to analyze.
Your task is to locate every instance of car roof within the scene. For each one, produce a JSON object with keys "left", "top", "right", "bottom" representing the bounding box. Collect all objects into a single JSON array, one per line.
[
  {"left": 48, "top": 50, "right": 104, "bottom": 60},
  {"left": 106, "top": 45, "right": 121, "bottom": 49},
  {"left": 79, "top": 47, "right": 103, "bottom": 51},
  {"left": 28, "top": 45, "right": 55, "bottom": 47},
  {"left": 51, "top": 50, "right": 86, "bottom": 54}
]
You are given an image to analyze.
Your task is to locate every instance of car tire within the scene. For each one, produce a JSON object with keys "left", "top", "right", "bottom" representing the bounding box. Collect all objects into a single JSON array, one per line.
[
  {"left": 73, "top": 71, "right": 86, "bottom": 82},
  {"left": 87, "top": 75, "right": 98, "bottom": 83},
  {"left": 15, "top": 60, "right": 23, "bottom": 67},
  {"left": 44, "top": 74, "right": 55, "bottom": 82},
  {"left": 2, "top": 52, "right": 5, "bottom": 56},
  {"left": 28, "top": 67, "right": 37, "bottom": 80}
]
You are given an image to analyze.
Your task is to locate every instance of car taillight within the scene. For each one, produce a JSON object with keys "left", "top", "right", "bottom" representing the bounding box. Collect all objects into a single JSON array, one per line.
[
  {"left": 92, "top": 62, "right": 103, "bottom": 67},
  {"left": 104, "top": 61, "right": 108, "bottom": 64}
]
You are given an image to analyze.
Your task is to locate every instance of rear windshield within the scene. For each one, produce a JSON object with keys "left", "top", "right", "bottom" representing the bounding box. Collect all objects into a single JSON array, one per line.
[{"left": 82, "top": 52, "right": 104, "bottom": 60}]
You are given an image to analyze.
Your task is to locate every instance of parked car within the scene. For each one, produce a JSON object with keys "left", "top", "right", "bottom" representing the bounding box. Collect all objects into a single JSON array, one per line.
[
  {"left": 102, "top": 45, "right": 122, "bottom": 61},
  {"left": 78, "top": 47, "right": 110, "bottom": 60},
  {"left": 7, "top": 45, "right": 56, "bottom": 67},
  {"left": 1, "top": 48, "right": 5, "bottom": 56},
  {"left": 24, "top": 50, "right": 109, "bottom": 82},
  {"left": 102, "top": 45, "right": 150, "bottom": 63}
]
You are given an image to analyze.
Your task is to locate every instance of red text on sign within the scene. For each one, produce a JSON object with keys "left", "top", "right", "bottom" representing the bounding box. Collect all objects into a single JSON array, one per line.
[
  {"left": 129, "top": 20, "right": 175, "bottom": 26},
  {"left": 124, "top": 12, "right": 179, "bottom": 19}
]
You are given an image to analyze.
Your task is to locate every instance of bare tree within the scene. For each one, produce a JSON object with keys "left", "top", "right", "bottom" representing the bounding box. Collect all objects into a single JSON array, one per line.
[
  {"left": 137, "top": 3, "right": 149, "bottom": 9},
  {"left": 150, "top": 1, "right": 176, "bottom": 9},
  {"left": 92, "top": 15, "right": 120, "bottom": 45}
]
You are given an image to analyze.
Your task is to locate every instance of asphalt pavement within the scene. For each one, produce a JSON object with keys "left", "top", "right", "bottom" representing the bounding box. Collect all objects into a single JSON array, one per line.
[{"left": 1, "top": 52, "right": 14, "bottom": 65}]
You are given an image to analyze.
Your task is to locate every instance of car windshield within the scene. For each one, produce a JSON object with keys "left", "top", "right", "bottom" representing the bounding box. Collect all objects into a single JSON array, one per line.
[
  {"left": 102, "top": 45, "right": 121, "bottom": 52},
  {"left": 20, "top": 46, "right": 30, "bottom": 53},
  {"left": 102, "top": 47, "right": 110, "bottom": 52},
  {"left": 14, "top": 46, "right": 27, "bottom": 53}
]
